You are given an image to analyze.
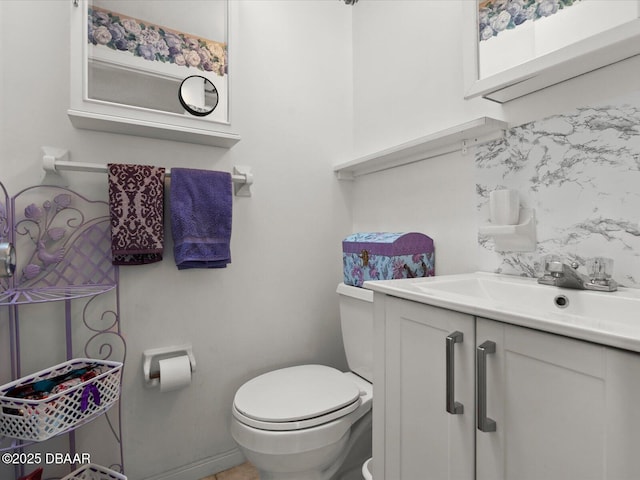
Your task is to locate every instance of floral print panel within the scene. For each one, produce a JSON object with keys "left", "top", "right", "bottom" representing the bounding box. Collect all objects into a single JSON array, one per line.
[
  {"left": 88, "top": 5, "right": 227, "bottom": 76},
  {"left": 479, "top": 0, "right": 583, "bottom": 41},
  {"left": 342, "top": 232, "right": 435, "bottom": 287},
  {"left": 343, "top": 252, "right": 435, "bottom": 288}
]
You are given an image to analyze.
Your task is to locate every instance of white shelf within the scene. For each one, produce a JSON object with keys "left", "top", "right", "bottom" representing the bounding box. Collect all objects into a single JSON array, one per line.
[
  {"left": 479, "top": 208, "right": 537, "bottom": 252},
  {"left": 334, "top": 117, "right": 507, "bottom": 179},
  {"left": 68, "top": 110, "right": 240, "bottom": 148}
]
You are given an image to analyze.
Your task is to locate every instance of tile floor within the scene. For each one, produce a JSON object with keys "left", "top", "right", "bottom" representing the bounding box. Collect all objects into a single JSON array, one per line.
[{"left": 200, "top": 461, "right": 260, "bottom": 480}]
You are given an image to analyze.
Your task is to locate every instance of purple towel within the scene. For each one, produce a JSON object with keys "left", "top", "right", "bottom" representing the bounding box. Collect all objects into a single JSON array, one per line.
[
  {"left": 108, "top": 164, "right": 165, "bottom": 265},
  {"left": 170, "top": 168, "right": 232, "bottom": 269}
]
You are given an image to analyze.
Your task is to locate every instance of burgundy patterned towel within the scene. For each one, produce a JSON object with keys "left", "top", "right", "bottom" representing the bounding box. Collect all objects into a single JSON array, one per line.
[{"left": 108, "top": 164, "right": 165, "bottom": 265}]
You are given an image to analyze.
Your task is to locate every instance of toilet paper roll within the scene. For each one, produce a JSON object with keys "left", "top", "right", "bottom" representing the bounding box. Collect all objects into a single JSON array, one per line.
[{"left": 158, "top": 355, "right": 192, "bottom": 392}]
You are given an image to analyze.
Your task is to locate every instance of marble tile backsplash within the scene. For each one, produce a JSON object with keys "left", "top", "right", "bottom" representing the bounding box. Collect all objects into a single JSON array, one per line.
[{"left": 476, "top": 91, "right": 640, "bottom": 288}]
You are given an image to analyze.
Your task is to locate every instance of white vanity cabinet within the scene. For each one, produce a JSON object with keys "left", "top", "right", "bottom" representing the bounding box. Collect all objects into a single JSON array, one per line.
[
  {"left": 374, "top": 293, "right": 640, "bottom": 480},
  {"left": 475, "top": 317, "right": 635, "bottom": 480},
  {"left": 378, "top": 296, "right": 475, "bottom": 480}
]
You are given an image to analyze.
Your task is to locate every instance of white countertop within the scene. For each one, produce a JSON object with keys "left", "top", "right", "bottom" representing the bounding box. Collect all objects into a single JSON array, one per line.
[{"left": 364, "top": 272, "right": 640, "bottom": 353}]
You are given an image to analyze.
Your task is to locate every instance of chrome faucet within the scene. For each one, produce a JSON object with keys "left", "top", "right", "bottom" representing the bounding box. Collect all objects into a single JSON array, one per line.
[{"left": 538, "top": 256, "right": 618, "bottom": 292}]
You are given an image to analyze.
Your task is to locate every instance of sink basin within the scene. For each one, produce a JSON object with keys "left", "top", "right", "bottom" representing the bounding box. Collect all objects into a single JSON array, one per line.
[{"left": 364, "top": 272, "right": 640, "bottom": 352}]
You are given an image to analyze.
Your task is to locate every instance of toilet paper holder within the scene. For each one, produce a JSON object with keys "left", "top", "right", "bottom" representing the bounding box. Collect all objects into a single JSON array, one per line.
[{"left": 142, "top": 344, "right": 196, "bottom": 388}]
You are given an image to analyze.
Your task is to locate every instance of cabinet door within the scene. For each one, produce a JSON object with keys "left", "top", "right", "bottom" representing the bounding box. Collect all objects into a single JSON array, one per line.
[
  {"left": 604, "top": 347, "right": 640, "bottom": 479},
  {"left": 384, "top": 297, "right": 475, "bottom": 480},
  {"left": 476, "top": 318, "right": 608, "bottom": 480}
]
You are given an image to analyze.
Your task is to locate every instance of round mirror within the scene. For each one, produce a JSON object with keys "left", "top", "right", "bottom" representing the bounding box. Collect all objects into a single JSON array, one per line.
[
  {"left": 179, "top": 76, "right": 219, "bottom": 117},
  {"left": 0, "top": 242, "right": 16, "bottom": 278}
]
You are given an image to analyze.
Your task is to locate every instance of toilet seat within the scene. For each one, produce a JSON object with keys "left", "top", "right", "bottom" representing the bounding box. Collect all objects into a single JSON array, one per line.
[{"left": 233, "top": 364, "right": 362, "bottom": 431}]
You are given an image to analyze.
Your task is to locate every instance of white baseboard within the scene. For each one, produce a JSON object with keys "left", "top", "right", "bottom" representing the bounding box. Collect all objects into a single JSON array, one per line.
[{"left": 141, "top": 448, "right": 245, "bottom": 480}]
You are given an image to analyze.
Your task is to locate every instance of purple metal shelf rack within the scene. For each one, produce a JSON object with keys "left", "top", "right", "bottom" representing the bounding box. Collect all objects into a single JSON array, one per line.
[{"left": 0, "top": 183, "right": 125, "bottom": 479}]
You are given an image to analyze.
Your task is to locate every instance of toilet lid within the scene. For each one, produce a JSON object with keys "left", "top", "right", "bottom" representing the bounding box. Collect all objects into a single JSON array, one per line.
[{"left": 234, "top": 365, "right": 361, "bottom": 424}]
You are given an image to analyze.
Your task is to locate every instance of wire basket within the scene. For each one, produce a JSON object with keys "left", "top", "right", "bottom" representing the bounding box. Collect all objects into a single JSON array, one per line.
[
  {"left": 61, "top": 464, "right": 127, "bottom": 480},
  {"left": 0, "top": 358, "right": 122, "bottom": 442}
]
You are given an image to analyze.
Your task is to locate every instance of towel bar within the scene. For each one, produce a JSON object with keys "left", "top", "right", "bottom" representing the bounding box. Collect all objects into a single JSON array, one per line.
[{"left": 41, "top": 146, "right": 253, "bottom": 197}]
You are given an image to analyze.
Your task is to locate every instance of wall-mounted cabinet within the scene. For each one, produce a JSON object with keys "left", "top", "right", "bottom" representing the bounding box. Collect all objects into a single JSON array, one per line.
[
  {"left": 463, "top": 1, "right": 640, "bottom": 103},
  {"left": 68, "top": 0, "right": 240, "bottom": 147}
]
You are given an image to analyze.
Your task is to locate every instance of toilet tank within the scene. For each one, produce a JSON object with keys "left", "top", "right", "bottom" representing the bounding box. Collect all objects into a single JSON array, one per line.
[{"left": 337, "top": 283, "right": 374, "bottom": 383}]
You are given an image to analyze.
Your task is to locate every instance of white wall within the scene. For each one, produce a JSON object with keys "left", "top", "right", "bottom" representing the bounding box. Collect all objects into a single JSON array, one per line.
[
  {"left": 349, "top": 0, "right": 640, "bottom": 276},
  {"left": 352, "top": 1, "right": 502, "bottom": 158},
  {"left": 0, "top": 1, "right": 353, "bottom": 479},
  {"left": 349, "top": 1, "right": 499, "bottom": 275}
]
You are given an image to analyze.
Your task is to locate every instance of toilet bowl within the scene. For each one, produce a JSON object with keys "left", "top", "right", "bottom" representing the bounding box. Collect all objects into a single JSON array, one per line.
[
  {"left": 231, "top": 366, "right": 372, "bottom": 480},
  {"left": 362, "top": 458, "right": 373, "bottom": 480},
  {"left": 230, "top": 284, "right": 374, "bottom": 480}
]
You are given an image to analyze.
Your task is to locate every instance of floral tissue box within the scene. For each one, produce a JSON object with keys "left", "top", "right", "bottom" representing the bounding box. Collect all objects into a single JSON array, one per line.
[{"left": 342, "top": 232, "right": 435, "bottom": 287}]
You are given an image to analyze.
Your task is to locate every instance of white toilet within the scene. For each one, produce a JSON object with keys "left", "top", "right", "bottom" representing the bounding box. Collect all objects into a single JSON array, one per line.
[{"left": 230, "top": 283, "right": 374, "bottom": 480}]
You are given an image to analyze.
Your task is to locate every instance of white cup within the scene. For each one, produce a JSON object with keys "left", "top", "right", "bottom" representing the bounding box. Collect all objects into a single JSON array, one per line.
[{"left": 489, "top": 189, "right": 520, "bottom": 225}]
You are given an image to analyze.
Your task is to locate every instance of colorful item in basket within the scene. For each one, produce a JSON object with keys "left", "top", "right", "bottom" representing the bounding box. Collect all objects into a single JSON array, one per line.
[
  {"left": 2, "top": 363, "right": 108, "bottom": 416},
  {"left": 80, "top": 384, "right": 101, "bottom": 412},
  {"left": 50, "top": 377, "right": 83, "bottom": 395},
  {"left": 50, "top": 365, "right": 109, "bottom": 396},
  {"left": 5, "top": 363, "right": 102, "bottom": 400},
  {"left": 18, "top": 467, "right": 43, "bottom": 480}
]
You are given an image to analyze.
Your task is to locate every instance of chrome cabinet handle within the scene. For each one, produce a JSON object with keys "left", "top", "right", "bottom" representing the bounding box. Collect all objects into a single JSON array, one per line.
[
  {"left": 477, "top": 340, "right": 497, "bottom": 432},
  {"left": 446, "top": 331, "right": 464, "bottom": 415}
]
